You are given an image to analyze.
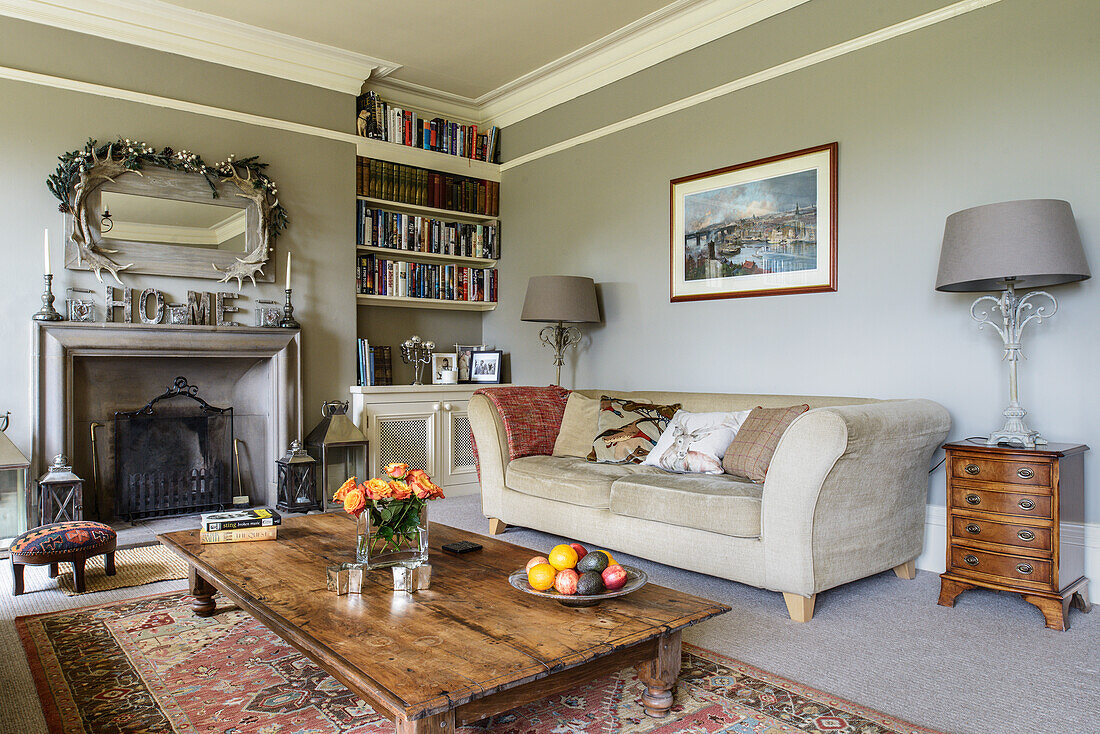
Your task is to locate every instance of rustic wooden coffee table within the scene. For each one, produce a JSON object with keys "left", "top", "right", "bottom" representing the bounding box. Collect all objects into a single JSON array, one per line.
[{"left": 159, "top": 514, "right": 729, "bottom": 733}]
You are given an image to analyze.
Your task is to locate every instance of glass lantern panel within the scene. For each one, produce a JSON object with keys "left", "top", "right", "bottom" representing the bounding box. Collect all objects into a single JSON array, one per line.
[
  {"left": 0, "top": 467, "right": 27, "bottom": 546},
  {"left": 324, "top": 446, "right": 367, "bottom": 510}
]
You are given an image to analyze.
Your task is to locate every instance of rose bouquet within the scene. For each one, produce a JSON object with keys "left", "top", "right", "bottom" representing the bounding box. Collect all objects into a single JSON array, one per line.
[{"left": 333, "top": 463, "right": 444, "bottom": 567}]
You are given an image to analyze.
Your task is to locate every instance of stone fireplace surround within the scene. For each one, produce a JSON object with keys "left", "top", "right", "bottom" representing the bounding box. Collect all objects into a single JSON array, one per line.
[{"left": 31, "top": 322, "right": 301, "bottom": 525}]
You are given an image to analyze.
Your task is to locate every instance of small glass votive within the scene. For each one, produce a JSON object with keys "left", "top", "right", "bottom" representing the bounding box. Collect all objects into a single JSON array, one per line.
[
  {"left": 418, "top": 563, "right": 432, "bottom": 589},
  {"left": 166, "top": 303, "right": 189, "bottom": 325},
  {"left": 327, "top": 564, "right": 349, "bottom": 595},
  {"left": 393, "top": 566, "right": 420, "bottom": 593}
]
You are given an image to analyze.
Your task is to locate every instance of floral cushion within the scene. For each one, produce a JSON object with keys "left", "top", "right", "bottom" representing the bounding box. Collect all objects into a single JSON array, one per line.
[{"left": 9, "top": 521, "right": 116, "bottom": 557}]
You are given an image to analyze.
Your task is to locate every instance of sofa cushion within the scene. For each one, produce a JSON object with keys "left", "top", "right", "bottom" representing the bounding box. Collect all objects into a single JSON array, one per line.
[
  {"left": 553, "top": 392, "right": 600, "bottom": 458},
  {"left": 506, "top": 455, "right": 656, "bottom": 508},
  {"left": 642, "top": 409, "right": 751, "bottom": 474},
  {"left": 588, "top": 397, "right": 681, "bottom": 464},
  {"left": 610, "top": 473, "right": 764, "bottom": 538},
  {"left": 723, "top": 404, "right": 810, "bottom": 482}
]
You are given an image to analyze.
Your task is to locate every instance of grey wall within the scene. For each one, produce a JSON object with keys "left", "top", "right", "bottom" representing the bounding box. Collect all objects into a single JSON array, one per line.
[
  {"left": 0, "top": 17, "right": 356, "bottom": 467},
  {"left": 489, "top": 0, "right": 1100, "bottom": 521}
]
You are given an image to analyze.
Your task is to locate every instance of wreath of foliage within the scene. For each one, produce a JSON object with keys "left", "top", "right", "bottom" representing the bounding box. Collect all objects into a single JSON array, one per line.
[{"left": 46, "top": 137, "right": 288, "bottom": 234}]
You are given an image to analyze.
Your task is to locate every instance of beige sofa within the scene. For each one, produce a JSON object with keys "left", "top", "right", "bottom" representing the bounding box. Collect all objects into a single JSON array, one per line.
[{"left": 469, "top": 390, "right": 950, "bottom": 621}]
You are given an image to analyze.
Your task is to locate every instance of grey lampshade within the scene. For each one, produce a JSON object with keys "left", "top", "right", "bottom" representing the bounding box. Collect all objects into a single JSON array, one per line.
[
  {"left": 936, "top": 199, "right": 1090, "bottom": 292},
  {"left": 521, "top": 276, "right": 600, "bottom": 323}
]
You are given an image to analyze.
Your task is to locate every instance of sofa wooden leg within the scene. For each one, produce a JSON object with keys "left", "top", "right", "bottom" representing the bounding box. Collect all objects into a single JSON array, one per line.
[
  {"left": 893, "top": 559, "right": 916, "bottom": 580},
  {"left": 783, "top": 592, "right": 816, "bottom": 622},
  {"left": 488, "top": 518, "right": 507, "bottom": 535}
]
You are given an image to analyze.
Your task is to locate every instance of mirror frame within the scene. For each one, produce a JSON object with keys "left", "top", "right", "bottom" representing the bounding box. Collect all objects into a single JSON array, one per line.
[{"left": 49, "top": 139, "right": 286, "bottom": 288}]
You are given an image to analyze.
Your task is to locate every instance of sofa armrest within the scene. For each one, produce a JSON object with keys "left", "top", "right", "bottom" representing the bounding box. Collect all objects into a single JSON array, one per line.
[
  {"left": 468, "top": 393, "right": 510, "bottom": 519},
  {"left": 761, "top": 399, "right": 950, "bottom": 596}
]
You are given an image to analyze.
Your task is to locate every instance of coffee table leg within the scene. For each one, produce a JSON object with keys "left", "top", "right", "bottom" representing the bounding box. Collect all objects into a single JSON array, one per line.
[
  {"left": 188, "top": 566, "right": 217, "bottom": 617},
  {"left": 395, "top": 710, "right": 455, "bottom": 733},
  {"left": 637, "top": 630, "right": 682, "bottom": 717}
]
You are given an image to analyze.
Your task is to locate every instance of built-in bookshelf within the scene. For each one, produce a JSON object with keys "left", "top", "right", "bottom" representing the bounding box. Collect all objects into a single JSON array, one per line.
[
  {"left": 356, "top": 294, "right": 496, "bottom": 312},
  {"left": 356, "top": 245, "right": 495, "bottom": 268}
]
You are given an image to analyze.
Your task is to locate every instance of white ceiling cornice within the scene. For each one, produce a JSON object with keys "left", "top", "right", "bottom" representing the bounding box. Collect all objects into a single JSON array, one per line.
[{"left": 0, "top": 0, "right": 401, "bottom": 95}]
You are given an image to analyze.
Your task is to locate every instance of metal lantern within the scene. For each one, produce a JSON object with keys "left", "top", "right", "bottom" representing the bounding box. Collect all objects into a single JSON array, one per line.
[
  {"left": 276, "top": 439, "right": 318, "bottom": 513},
  {"left": 37, "top": 454, "right": 84, "bottom": 524},
  {"left": 305, "top": 401, "right": 368, "bottom": 510},
  {"left": 0, "top": 413, "right": 30, "bottom": 545}
]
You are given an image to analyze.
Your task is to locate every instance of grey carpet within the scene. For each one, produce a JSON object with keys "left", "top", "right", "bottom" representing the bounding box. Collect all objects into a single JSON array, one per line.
[{"left": 1, "top": 494, "right": 1095, "bottom": 734}]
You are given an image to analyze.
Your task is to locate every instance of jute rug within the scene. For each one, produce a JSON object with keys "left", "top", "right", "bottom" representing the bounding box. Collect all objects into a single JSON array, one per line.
[
  {"left": 55, "top": 544, "right": 188, "bottom": 595},
  {"left": 17, "top": 592, "right": 943, "bottom": 734}
]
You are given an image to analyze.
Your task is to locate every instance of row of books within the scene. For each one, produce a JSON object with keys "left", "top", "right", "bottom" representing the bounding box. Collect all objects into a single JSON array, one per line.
[
  {"left": 357, "top": 157, "right": 500, "bottom": 217},
  {"left": 357, "top": 254, "right": 498, "bottom": 303},
  {"left": 199, "top": 508, "right": 280, "bottom": 544},
  {"left": 357, "top": 340, "right": 394, "bottom": 387},
  {"left": 357, "top": 91, "right": 500, "bottom": 164},
  {"left": 356, "top": 202, "right": 499, "bottom": 260}
]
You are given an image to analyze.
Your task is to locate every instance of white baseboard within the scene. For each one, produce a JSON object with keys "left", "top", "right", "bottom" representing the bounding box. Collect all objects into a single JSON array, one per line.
[{"left": 916, "top": 504, "right": 1099, "bottom": 602}]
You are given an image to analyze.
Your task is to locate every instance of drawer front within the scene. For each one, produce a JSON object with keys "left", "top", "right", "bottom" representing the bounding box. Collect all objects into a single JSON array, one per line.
[
  {"left": 950, "top": 455, "right": 1050, "bottom": 487},
  {"left": 949, "top": 486, "right": 1052, "bottom": 519},
  {"left": 949, "top": 546, "right": 1052, "bottom": 586},
  {"left": 950, "top": 516, "right": 1052, "bottom": 553}
]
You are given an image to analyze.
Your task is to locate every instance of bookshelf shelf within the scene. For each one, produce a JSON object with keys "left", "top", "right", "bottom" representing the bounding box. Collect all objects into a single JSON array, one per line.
[
  {"left": 357, "top": 196, "right": 498, "bottom": 224},
  {"left": 357, "top": 245, "right": 496, "bottom": 268},
  {"left": 356, "top": 139, "right": 500, "bottom": 182},
  {"left": 357, "top": 294, "right": 497, "bottom": 312}
]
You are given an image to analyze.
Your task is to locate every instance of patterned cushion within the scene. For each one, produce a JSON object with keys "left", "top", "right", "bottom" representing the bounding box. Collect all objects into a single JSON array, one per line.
[
  {"left": 9, "top": 521, "right": 116, "bottom": 557},
  {"left": 472, "top": 386, "right": 571, "bottom": 461},
  {"left": 722, "top": 404, "right": 810, "bottom": 483},
  {"left": 587, "top": 396, "right": 681, "bottom": 465}
]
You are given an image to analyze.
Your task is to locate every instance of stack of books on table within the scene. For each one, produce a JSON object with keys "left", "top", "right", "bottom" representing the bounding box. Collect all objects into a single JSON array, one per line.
[{"left": 200, "top": 508, "right": 281, "bottom": 543}]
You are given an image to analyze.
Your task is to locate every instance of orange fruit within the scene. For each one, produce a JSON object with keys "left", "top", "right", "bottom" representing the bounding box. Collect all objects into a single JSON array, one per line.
[
  {"left": 548, "top": 544, "right": 579, "bottom": 571},
  {"left": 596, "top": 550, "right": 617, "bottom": 566},
  {"left": 527, "top": 563, "right": 557, "bottom": 591}
]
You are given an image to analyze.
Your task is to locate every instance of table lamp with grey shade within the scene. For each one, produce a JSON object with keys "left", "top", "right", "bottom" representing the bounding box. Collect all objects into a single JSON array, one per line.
[
  {"left": 521, "top": 276, "right": 601, "bottom": 385},
  {"left": 936, "top": 199, "right": 1090, "bottom": 448}
]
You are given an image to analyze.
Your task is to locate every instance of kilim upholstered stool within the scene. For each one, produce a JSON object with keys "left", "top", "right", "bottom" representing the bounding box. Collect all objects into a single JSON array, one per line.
[{"left": 9, "top": 521, "right": 117, "bottom": 594}]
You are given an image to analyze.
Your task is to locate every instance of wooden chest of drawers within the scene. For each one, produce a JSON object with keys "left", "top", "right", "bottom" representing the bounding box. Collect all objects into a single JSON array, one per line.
[{"left": 938, "top": 441, "right": 1091, "bottom": 630}]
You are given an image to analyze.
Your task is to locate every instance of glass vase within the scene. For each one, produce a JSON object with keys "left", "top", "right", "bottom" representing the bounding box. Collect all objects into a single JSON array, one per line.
[{"left": 356, "top": 501, "right": 428, "bottom": 569}]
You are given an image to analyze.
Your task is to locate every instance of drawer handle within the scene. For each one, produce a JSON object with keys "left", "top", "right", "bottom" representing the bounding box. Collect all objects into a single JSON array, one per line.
[
  {"left": 1016, "top": 563, "right": 1033, "bottom": 575},
  {"left": 1017, "top": 529, "right": 1036, "bottom": 542},
  {"left": 965, "top": 523, "right": 981, "bottom": 534},
  {"left": 964, "top": 555, "right": 979, "bottom": 566},
  {"left": 965, "top": 494, "right": 981, "bottom": 505},
  {"left": 964, "top": 463, "right": 981, "bottom": 475},
  {"left": 1018, "top": 498, "right": 1035, "bottom": 511},
  {"left": 1017, "top": 467, "right": 1034, "bottom": 479}
]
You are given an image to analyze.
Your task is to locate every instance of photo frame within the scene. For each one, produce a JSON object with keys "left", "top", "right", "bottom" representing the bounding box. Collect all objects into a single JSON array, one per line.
[
  {"left": 670, "top": 142, "right": 837, "bottom": 302},
  {"left": 431, "top": 353, "right": 458, "bottom": 384},
  {"left": 469, "top": 350, "right": 503, "bottom": 384},
  {"left": 455, "top": 343, "right": 483, "bottom": 383}
]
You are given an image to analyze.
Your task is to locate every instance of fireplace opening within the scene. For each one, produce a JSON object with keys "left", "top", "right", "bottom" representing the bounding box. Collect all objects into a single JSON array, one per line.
[{"left": 113, "top": 377, "right": 234, "bottom": 522}]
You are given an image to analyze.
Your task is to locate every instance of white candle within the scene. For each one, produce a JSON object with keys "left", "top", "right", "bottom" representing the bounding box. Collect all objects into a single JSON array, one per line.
[
  {"left": 285, "top": 251, "right": 291, "bottom": 289},
  {"left": 43, "top": 228, "right": 50, "bottom": 274}
]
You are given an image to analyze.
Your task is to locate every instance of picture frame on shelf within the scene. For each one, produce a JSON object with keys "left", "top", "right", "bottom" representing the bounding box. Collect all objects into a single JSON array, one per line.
[
  {"left": 670, "top": 142, "right": 837, "bottom": 302},
  {"left": 455, "top": 344, "right": 484, "bottom": 383},
  {"left": 470, "top": 350, "right": 503, "bottom": 384},
  {"left": 431, "top": 353, "right": 458, "bottom": 384}
]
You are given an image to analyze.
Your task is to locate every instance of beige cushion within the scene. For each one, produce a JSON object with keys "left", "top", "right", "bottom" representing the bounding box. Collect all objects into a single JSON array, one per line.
[
  {"left": 552, "top": 392, "right": 600, "bottom": 458},
  {"left": 723, "top": 404, "right": 810, "bottom": 482},
  {"left": 506, "top": 455, "right": 656, "bottom": 509},
  {"left": 610, "top": 472, "right": 764, "bottom": 538},
  {"left": 588, "top": 396, "right": 681, "bottom": 464}
]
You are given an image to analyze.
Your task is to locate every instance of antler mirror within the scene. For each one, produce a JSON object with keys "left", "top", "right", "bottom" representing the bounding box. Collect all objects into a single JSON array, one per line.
[{"left": 48, "top": 138, "right": 287, "bottom": 288}]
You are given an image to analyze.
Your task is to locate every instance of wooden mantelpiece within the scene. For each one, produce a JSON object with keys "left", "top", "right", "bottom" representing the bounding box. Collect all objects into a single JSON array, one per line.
[{"left": 30, "top": 322, "right": 302, "bottom": 523}]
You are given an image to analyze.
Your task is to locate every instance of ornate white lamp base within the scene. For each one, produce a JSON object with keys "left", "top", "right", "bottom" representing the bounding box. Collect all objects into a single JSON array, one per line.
[{"left": 987, "top": 403, "right": 1044, "bottom": 448}]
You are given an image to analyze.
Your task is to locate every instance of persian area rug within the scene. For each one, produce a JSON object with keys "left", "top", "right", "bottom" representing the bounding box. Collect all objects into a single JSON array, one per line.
[
  {"left": 55, "top": 544, "right": 189, "bottom": 595},
  {"left": 17, "top": 592, "right": 942, "bottom": 734}
]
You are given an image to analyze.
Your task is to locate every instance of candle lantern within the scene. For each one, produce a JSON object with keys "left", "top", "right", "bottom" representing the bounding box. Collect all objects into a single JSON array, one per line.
[
  {"left": 275, "top": 440, "right": 318, "bottom": 513},
  {"left": 305, "top": 401, "right": 368, "bottom": 510},
  {"left": 37, "top": 455, "right": 84, "bottom": 524},
  {"left": 0, "top": 413, "right": 30, "bottom": 544}
]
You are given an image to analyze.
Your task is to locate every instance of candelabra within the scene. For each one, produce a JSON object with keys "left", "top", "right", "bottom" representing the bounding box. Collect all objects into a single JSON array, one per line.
[
  {"left": 279, "top": 288, "right": 299, "bottom": 329},
  {"left": 400, "top": 335, "right": 435, "bottom": 385},
  {"left": 33, "top": 274, "right": 63, "bottom": 322}
]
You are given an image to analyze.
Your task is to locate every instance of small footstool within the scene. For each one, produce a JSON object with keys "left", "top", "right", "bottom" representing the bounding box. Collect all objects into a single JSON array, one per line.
[{"left": 10, "top": 521, "right": 117, "bottom": 594}]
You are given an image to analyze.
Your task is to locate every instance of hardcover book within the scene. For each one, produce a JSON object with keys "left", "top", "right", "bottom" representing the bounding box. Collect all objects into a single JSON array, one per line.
[
  {"left": 201, "top": 507, "right": 282, "bottom": 532},
  {"left": 200, "top": 526, "right": 278, "bottom": 544}
]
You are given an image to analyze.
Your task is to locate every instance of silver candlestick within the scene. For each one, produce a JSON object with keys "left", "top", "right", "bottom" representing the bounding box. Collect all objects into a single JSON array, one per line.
[
  {"left": 400, "top": 335, "right": 434, "bottom": 385},
  {"left": 33, "top": 274, "right": 63, "bottom": 322},
  {"left": 279, "top": 288, "right": 299, "bottom": 329}
]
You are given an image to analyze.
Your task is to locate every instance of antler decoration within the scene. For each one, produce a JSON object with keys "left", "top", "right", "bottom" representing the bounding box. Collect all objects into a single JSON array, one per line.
[{"left": 64, "top": 142, "right": 137, "bottom": 283}]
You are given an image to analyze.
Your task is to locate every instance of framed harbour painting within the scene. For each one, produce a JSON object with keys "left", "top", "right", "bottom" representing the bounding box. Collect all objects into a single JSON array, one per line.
[{"left": 670, "top": 142, "right": 837, "bottom": 301}]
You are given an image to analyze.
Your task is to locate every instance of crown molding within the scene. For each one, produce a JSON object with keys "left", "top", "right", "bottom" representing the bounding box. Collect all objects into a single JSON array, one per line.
[{"left": 0, "top": 0, "right": 401, "bottom": 95}]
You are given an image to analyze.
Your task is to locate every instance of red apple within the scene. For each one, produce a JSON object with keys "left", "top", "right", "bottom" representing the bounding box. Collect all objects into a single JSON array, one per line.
[
  {"left": 602, "top": 564, "right": 628, "bottom": 591},
  {"left": 569, "top": 543, "right": 588, "bottom": 561},
  {"left": 554, "top": 568, "right": 579, "bottom": 595},
  {"left": 526, "top": 556, "right": 550, "bottom": 572}
]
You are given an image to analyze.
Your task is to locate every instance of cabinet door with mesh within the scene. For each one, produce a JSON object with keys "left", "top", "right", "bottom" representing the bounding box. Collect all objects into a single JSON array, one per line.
[
  {"left": 367, "top": 402, "right": 439, "bottom": 480},
  {"left": 440, "top": 400, "right": 478, "bottom": 488}
]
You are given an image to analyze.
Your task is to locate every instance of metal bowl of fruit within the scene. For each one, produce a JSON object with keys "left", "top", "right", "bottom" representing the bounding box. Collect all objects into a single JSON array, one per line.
[{"left": 510, "top": 546, "right": 648, "bottom": 607}]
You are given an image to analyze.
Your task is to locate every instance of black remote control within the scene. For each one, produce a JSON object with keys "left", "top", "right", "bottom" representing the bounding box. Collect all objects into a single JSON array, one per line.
[{"left": 442, "top": 540, "right": 483, "bottom": 554}]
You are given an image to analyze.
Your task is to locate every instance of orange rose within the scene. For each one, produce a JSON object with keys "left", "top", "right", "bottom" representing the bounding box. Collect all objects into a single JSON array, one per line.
[
  {"left": 343, "top": 487, "right": 367, "bottom": 517},
  {"left": 389, "top": 479, "right": 412, "bottom": 500},
  {"left": 383, "top": 463, "right": 409, "bottom": 480},
  {"left": 333, "top": 476, "right": 357, "bottom": 502},
  {"left": 409, "top": 472, "right": 444, "bottom": 500},
  {"left": 365, "top": 477, "right": 391, "bottom": 500}
]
